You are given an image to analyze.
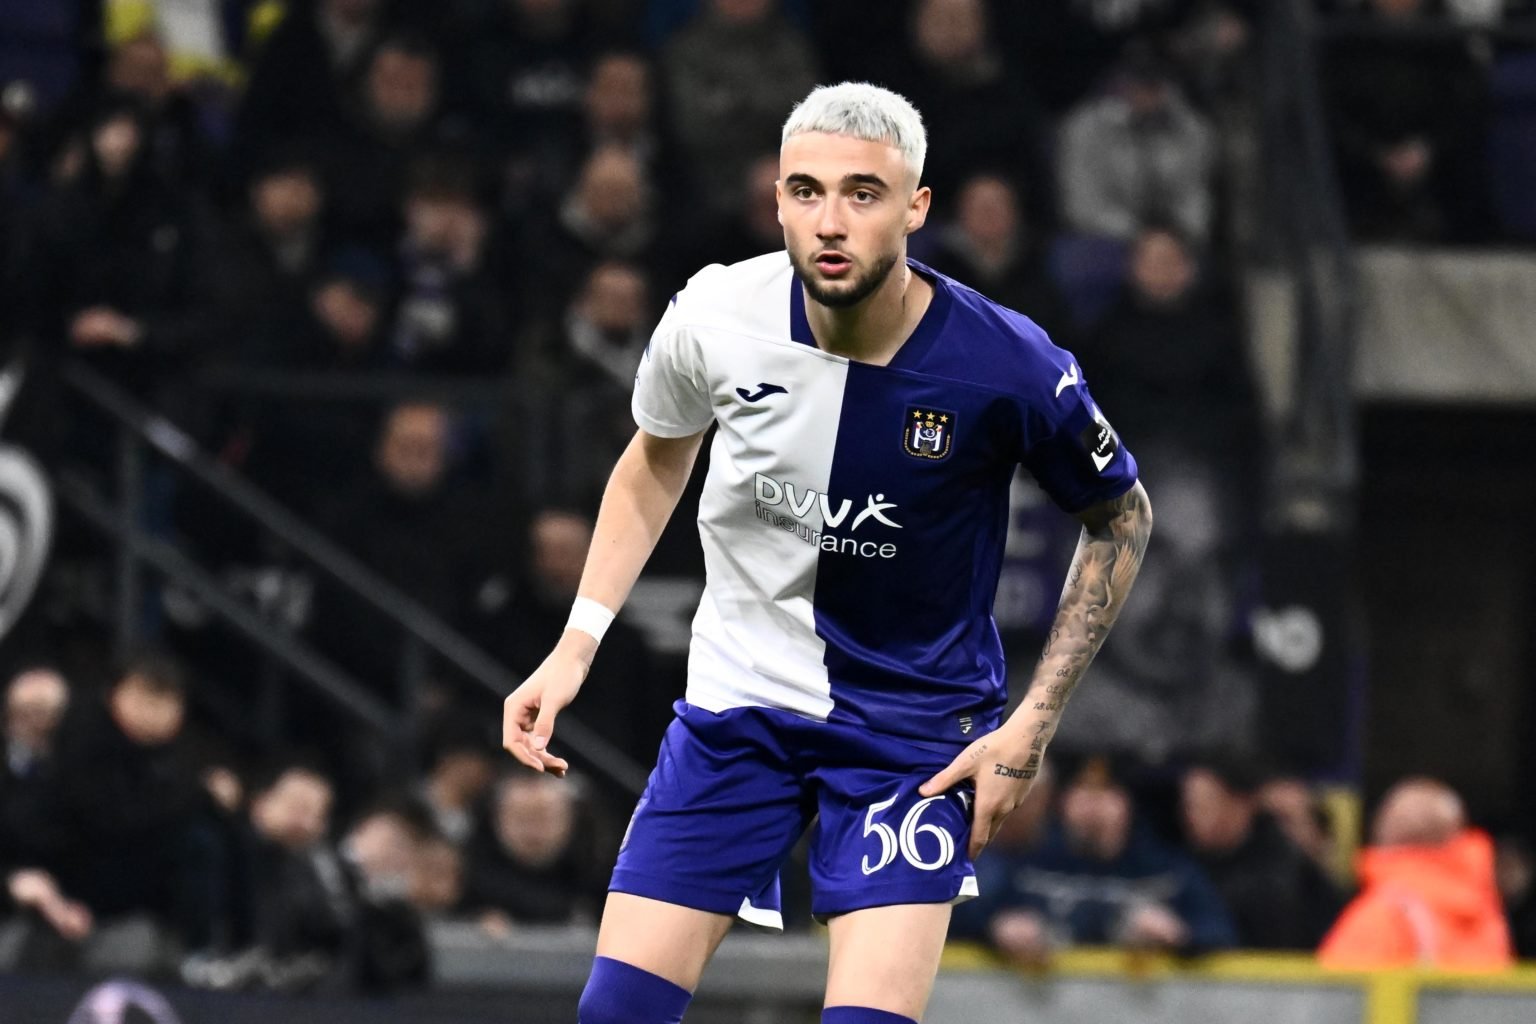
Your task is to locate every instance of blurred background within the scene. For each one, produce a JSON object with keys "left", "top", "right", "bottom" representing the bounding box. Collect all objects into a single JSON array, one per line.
[{"left": 0, "top": 0, "right": 1535, "bottom": 1021}]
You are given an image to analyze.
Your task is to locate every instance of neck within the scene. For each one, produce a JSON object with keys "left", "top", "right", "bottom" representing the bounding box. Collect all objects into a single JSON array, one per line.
[{"left": 804, "top": 259, "right": 933, "bottom": 366}]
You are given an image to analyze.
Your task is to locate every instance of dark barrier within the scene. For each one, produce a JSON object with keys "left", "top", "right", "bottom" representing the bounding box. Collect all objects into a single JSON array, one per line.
[{"left": 0, "top": 975, "right": 816, "bottom": 1024}]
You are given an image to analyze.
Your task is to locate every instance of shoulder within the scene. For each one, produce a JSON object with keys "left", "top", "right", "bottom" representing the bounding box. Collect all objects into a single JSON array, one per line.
[
  {"left": 666, "top": 251, "right": 793, "bottom": 341},
  {"left": 922, "top": 265, "right": 1076, "bottom": 401}
]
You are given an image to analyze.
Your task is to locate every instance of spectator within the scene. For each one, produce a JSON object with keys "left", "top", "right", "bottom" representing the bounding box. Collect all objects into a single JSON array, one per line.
[
  {"left": 963, "top": 756, "right": 1236, "bottom": 960},
  {"left": 1320, "top": 777, "right": 1513, "bottom": 970},
  {"left": 338, "top": 802, "right": 432, "bottom": 990},
  {"left": 211, "top": 762, "right": 350, "bottom": 991},
  {"left": 205, "top": 152, "right": 331, "bottom": 367},
  {"left": 581, "top": 52, "right": 673, "bottom": 182},
  {"left": 53, "top": 653, "right": 230, "bottom": 954},
  {"left": 1260, "top": 776, "right": 1341, "bottom": 879},
  {"left": 1058, "top": 46, "right": 1218, "bottom": 243},
  {"left": 389, "top": 158, "right": 510, "bottom": 373},
  {"left": 418, "top": 717, "right": 497, "bottom": 847},
  {"left": 463, "top": 772, "right": 610, "bottom": 926},
  {"left": 319, "top": 34, "right": 452, "bottom": 246},
  {"left": 235, "top": 0, "right": 384, "bottom": 168},
  {"left": 519, "top": 144, "right": 669, "bottom": 323},
  {"left": 881, "top": 0, "right": 1052, "bottom": 221},
  {"left": 1181, "top": 758, "right": 1345, "bottom": 949},
  {"left": 309, "top": 402, "right": 487, "bottom": 703},
  {"left": 453, "top": 0, "right": 596, "bottom": 210},
  {"left": 1077, "top": 223, "right": 1259, "bottom": 481},
  {"left": 661, "top": 0, "right": 817, "bottom": 215},
  {"left": 1324, "top": 0, "right": 1489, "bottom": 241},
  {"left": 18, "top": 99, "right": 209, "bottom": 388},
  {"left": 683, "top": 152, "right": 784, "bottom": 268},
  {"left": 0, "top": 667, "right": 91, "bottom": 965},
  {"left": 232, "top": 248, "right": 393, "bottom": 514},
  {"left": 951, "top": 759, "right": 1058, "bottom": 959},
  {"left": 410, "top": 832, "right": 466, "bottom": 918},
  {"left": 925, "top": 172, "right": 1075, "bottom": 342},
  {"left": 481, "top": 509, "right": 662, "bottom": 770},
  {"left": 0, "top": 667, "right": 72, "bottom": 870},
  {"left": 1495, "top": 834, "right": 1536, "bottom": 960},
  {"left": 534, "top": 262, "right": 653, "bottom": 500}
]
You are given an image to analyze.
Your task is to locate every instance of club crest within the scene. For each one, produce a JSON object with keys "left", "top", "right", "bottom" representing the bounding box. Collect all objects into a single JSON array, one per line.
[{"left": 903, "top": 407, "right": 955, "bottom": 460}]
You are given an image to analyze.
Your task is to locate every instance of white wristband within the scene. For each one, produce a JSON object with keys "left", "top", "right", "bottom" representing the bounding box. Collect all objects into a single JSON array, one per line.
[{"left": 565, "top": 597, "right": 616, "bottom": 643}]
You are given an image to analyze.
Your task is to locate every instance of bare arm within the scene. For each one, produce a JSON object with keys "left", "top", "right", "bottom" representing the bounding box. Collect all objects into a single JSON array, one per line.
[
  {"left": 922, "top": 481, "right": 1153, "bottom": 856},
  {"left": 502, "top": 428, "right": 705, "bottom": 772}
]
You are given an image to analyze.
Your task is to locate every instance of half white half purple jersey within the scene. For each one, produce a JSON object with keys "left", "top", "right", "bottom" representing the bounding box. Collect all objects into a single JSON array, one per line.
[{"left": 632, "top": 253, "right": 1138, "bottom": 751}]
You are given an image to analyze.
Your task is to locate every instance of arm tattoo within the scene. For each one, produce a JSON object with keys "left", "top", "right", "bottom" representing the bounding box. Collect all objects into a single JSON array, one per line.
[{"left": 1021, "top": 483, "right": 1152, "bottom": 741}]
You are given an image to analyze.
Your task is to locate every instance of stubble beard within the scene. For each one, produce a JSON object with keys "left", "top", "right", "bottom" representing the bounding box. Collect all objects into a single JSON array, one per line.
[{"left": 791, "top": 249, "right": 901, "bottom": 310}]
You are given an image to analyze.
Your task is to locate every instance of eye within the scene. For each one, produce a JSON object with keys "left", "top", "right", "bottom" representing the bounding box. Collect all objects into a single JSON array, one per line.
[
  {"left": 792, "top": 186, "right": 817, "bottom": 201},
  {"left": 851, "top": 190, "right": 878, "bottom": 204}
]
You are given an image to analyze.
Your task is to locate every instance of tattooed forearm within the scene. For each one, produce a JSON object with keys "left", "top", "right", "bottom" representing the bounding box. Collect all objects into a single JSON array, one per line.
[{"left": 1014, "top": 482, "right": 1152, "bottom": 740}]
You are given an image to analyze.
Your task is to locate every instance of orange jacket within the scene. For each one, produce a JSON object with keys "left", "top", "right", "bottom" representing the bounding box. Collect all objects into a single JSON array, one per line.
[{"left": 1319, "top": 829, "right": 1512, "bottom": 970}]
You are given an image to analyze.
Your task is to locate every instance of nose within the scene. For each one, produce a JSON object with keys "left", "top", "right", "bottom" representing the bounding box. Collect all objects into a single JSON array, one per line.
[{"left": 815, "top": 196, "right": 846, "bottom": 243}]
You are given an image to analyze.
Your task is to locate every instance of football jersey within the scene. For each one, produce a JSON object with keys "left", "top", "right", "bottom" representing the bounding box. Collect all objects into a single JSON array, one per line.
[{"left": 632, "top": 253, "right": 1137, "bottom": 751}]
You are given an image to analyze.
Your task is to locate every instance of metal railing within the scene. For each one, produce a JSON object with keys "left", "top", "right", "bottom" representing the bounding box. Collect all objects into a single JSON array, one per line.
[
  {"left": 1256, "top": 0, "right": 1362, "bottom": 522},
  {"left": 55, "top": 362, "right": 649, "bottom": 795}
]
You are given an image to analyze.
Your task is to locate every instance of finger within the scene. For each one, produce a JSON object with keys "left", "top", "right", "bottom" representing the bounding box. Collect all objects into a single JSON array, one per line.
[
  {"left": 502, "top": 730, "right": 546, "bottom": 772},
  {"left": 919, "top": 757, "right": 965, "bottom": 798},
  {"left": 968, "top": 811, "right": 998, "bottom": 860},
  {"left": 532, "top": 705, "right": 560, "bottom": 753}
]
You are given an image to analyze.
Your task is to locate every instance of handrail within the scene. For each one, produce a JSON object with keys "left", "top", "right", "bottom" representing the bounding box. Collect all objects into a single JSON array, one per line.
[
  {"left": 60, "top": 361, "right": 650, "bottom": 796},
  {"left": 57, "top": 470, "right": 402, "bottom": 735}
]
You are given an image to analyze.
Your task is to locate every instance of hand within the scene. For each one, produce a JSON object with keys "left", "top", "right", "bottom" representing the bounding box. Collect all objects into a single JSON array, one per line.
[
  {"left": 69, "top": 307, "right": 143, "bottom": 348},
  {"left": 203, "top": 767, "right": 243, "bottom": 813},
  {"left": 990, "top": 909, "right": 1053, "bottom": 966},
  {"left": 501, "top": 633, "right": 595, "bottom": 775},
  {"left": 1120, "top": 903, "right": 1187, "bottom": 949},
  {"left": 919, "top": 724, "right": 1043, "bottom": 859},
  {"left": 7, "top": 869, "right": 93, "bottom": 941}
]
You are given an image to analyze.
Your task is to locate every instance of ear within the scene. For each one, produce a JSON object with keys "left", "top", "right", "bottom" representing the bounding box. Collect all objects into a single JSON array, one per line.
[
  {"left": 775, "top": 179, "right": 784, "bottom": 225},
  {"left": 905, "top": 186, "right": 932, "bottom": 237}
]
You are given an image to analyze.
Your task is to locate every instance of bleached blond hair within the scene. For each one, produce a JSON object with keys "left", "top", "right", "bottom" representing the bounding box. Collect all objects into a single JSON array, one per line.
[{"left": 781, "top": 82, "right": 927, "bottom": 184}]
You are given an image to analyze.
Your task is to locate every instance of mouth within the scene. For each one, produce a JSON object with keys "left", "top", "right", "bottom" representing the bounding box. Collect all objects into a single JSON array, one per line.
[{"left": 813, "top": 251, "right": 853, "bottom": 277}]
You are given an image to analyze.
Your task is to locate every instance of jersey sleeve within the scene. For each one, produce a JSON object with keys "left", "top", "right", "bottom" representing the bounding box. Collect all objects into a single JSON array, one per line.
[
  {"left": 631, "top": 298, "right": 714, "bottom": 438},
  {"left": 1018, "top": 353, "right": 1139, "bottom": 515}
]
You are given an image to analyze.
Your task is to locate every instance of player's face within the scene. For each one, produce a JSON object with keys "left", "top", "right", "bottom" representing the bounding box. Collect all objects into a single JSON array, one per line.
[{"left": 779, "top": 132, "right": 929, "bottom": 310}]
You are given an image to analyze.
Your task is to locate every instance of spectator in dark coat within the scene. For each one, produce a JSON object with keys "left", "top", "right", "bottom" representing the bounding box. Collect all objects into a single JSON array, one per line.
[
  {"left": 0, "top": 667, "right": 73, "bottom": 872},
  {"left": 474, "top": 509, "right": 663, "bottom": 772},
  {"left": 925, "top": 172, "right": 1075, "bottom": 344},
  {"left": 204, "top": 152, "right": 333, "bottom": 368},
  {"left": 18, "top": 100, "right": 211, "bottom": 389},
  {"left": 660, "top": 0, "right": 817, "bottom": 215},
  {"left": 1324, "top": 0, "right": 1490, "bottom": 241},
  {"left": 1181, "top": 759, "right": 1346, "bottom": 949},
  {"left": 963, "top": 757, "right": 1237, "bottom": 961},
  {"left": 517, "top": 144, "right": 671, "bottom": 325},
  {"left": 879, "top": 0, "right": 1053, "bottom": 224},
  {"left": 1078, "top": 223, "right": 1260, "bottom": 485},
  {"left": 53, "top": 654, "right": 230, "bottom": 951},
  {"left": 463, "top": 773, "right": 610, "bottom": 926},
  {"left": 386, "top": 158, "right": 511, "bottom": 373},
  {"left": 235, "top": 0, "right": 384, "bottom": 172},
  {"left": 311, "top": 34, "right": 458, "bottom": 248}
]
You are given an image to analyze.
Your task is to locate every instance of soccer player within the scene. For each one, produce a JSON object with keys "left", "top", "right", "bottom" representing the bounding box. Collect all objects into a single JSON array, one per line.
[{"left": 502, "top": 82, "right": 1154, "bottom": 1024}]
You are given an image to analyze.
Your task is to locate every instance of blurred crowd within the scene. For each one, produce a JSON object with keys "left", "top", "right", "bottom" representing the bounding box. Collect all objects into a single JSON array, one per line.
[{"left": 1, "top": 0, "right": 1534, "bottom": 994}]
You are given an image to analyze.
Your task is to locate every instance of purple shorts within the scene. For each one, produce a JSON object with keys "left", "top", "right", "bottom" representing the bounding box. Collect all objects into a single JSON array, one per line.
[{"left": 609, "top": 701, "right": 978, "bottom": 928}]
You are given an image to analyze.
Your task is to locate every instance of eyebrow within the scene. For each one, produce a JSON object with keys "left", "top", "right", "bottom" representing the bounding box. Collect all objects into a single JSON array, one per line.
[{"left": 784, "top": 172, "right": 891, "bottom": 191}]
